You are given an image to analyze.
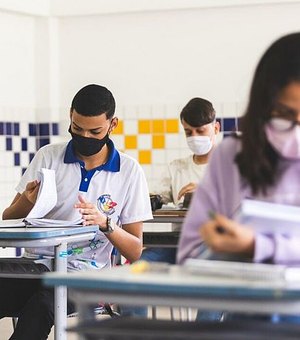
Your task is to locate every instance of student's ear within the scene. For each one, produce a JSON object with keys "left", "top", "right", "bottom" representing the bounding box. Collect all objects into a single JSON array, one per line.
[
  {"left": 109, "top": 117, "right": 119, "bottom": 134},
  {"left": 214, "top": 121, "right": 221, "bottom": 135}
]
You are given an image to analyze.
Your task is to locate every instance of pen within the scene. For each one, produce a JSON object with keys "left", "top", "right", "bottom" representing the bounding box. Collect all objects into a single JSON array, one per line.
[{"left": 208, "top": 211, "right": 226, "bottom": 234}]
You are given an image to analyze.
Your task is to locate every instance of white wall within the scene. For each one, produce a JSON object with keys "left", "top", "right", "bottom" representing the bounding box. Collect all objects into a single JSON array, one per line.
[{"left": 56, "top": 2, "right": 300, "bottom": 113}]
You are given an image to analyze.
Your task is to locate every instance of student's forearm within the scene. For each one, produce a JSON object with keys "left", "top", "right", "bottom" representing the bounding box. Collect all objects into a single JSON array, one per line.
[
  {"left": 106, "top": 227, "right": 142, "bottom": 263},
  {"left": 2, "top": 194, "right": 34, "bottom": 220}
]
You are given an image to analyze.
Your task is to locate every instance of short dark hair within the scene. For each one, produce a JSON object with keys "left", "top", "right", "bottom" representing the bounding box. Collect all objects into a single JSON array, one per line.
[
  {"left": 71, "top": 84, "right": 115, "bottom": 119},
  {"left": 180, "top": 98, "right": 215, "bottom": 127},
  {"left": 236, "top": 32, "right": 300, "bottom": 194}
]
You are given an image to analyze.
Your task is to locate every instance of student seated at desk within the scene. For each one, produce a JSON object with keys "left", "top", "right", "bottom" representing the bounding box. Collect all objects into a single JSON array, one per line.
[
  {"left": 177, "top": 32, "right": 300, "bottom": 324},
  {"left": 1, "top": 84, "right": 152, "bottom": 340},
  {"left": 142, "top": 97, "right": 220, "bottom": 265},
  {"left": 120, "top": 98, "right": 220, "bottom": 319}
]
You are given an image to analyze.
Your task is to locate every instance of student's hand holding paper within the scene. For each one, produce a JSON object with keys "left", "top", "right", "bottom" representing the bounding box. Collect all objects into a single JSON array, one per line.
[
  {"left": 200, "top": 213, "right": 255, "bottom": 257},
  {"left": 23, "top": 180, "right": 40, "bottom": 204},
  {"left": 75, "top": 194, "right": 107, "bottom": 227}
]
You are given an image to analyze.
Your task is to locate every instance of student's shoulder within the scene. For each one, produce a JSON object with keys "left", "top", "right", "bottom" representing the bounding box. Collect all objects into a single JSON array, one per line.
[
  {"left": 169, "top": 155, "right": 192, "bottom": 169},
  {"left": 36, "top": 142, "right": 68, "bottom": 157},
  {"left": 212, "top": 135, "right": 241, "bottom": 161},
  {"left": 118, "top": 150, "right": 142, "bottom": 170}
]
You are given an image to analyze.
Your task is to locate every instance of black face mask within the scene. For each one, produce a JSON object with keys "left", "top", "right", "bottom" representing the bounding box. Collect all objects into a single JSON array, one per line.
[{"left": 68, "top": 126, "right": 109, "bottom": 157}]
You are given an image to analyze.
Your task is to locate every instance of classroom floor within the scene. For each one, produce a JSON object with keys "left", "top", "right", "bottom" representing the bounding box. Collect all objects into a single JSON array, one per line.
[{"left": 0, "top": 307, "right": 196, "bottom": 339}]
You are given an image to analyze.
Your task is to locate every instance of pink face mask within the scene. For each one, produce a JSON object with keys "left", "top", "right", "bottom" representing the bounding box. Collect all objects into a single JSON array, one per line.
[{"left": 265, "top": 120, "right": 300, "bottom": 159}]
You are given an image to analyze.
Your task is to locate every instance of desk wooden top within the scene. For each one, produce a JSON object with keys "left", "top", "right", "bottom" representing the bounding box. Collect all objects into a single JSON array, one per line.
[{"left": 153, "top": 209, "right": 187, "bottom": 217}]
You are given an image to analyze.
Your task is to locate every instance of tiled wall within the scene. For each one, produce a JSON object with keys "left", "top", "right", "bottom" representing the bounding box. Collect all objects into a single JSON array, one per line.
[{"left": 0, "top": 104, "right": 242, "bottom": 215}]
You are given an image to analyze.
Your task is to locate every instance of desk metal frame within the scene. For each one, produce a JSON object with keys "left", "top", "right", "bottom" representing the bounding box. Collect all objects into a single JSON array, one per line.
[
  {"left": 44, "top": 265, "right": 300, "bottom": 332},
  {"left": 143, "top": 214, "right": 184, "bottom": 247},
  {"left": 0, "top": 226, "right": 97, "bottom": 340}
]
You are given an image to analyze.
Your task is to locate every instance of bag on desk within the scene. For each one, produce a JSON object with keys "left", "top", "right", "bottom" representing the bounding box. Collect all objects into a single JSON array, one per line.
[{"left": 150, "top": 195, "right": 163, "bottom": 211}]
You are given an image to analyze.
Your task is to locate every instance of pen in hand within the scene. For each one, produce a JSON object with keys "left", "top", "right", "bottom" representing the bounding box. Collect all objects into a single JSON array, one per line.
[{"left": 208, "top": 211, "right": 226, "bottom": 234}]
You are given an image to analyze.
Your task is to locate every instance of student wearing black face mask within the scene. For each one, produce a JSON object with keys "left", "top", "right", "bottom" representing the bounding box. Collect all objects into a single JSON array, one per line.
[{"left": 2, "top": 84, "right": 152, "bottom": 340}]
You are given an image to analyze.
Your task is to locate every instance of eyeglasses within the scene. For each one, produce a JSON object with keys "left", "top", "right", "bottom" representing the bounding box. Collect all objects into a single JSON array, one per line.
[
  {"left": 269, "top": 103, "right": 300, "bottom": 132},
  {"left": 268, "top": 117, "right": 300, "bottom": 132}
]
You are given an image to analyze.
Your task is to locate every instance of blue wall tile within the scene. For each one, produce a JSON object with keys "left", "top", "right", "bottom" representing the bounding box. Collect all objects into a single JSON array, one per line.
[
  {"left": 5, "top": 122, "right": 12, "bottom": 135},
  {"left": 14, "top": 152, "right": 20, "bottom": 166},
  {"left": 6, "top": 137, "right": 12, "bottom": 151},
  {"left": 0, "top": 122, "right": 4, "bottom": 135},
  {"left": 223, "top": 118, "right": 237, "bottom": 132},
  {"left": 21, "top": 138, "right": 28, "bottom": 151},
  {"left": 13, "top": 122, "right": 20, "bottom": 136},
  {"left": 52, "top": 123, "right": 59, "bottom": 135},
  {"left": 29, "top": 123, "right": 37, "bottom": 136},
  {"left": 39, "top": 123, "right": 50, "bottom": 136}
]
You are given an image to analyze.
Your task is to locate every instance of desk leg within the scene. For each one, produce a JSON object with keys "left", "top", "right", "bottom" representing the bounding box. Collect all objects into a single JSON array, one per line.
[{"left": 54, "top": 242, "right": 67, "bottom": 340}]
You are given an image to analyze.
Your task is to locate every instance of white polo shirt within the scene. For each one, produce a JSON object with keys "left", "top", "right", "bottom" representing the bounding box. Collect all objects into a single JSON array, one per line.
[
  {"left": 154, "top": 155, "right": 208, "bottom": 206},
  {"left": 16, "top": 139, "right": 153, "bottom": 271}
]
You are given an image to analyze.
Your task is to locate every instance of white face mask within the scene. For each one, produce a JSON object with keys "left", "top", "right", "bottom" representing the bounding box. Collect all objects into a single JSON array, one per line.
[{"left": 186, "top": 135, "right": 213, "bottom": 155}]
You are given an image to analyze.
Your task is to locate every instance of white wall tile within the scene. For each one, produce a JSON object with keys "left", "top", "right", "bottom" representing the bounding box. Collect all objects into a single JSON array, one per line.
[
  {"left": 12, "top": 136, "right": 21, "bottom": 152},
  {"left": 152, "top": 150, "right": 166, "bottom": 164},
  {"left": 27, "top": 137, "right": 36, "bottom": 152},
  {"left": 112, "top": 135, "right": 124, "bottom": 150},
  {"left": 137, "top": 105, "right": 152, "bottom": 119},
  {"left": 124, "top": 149, "right": 138, "bottom": 160},
  {"left": 137, "top": 134, "right": 151, "bottom": 149},
  {"left": 165, "top": 134, "right": 180, "bottom": 149},
  {"left": 123, "top": 105, "right": 138, "bottom": 119},
  {"left": 123, "top": 120, "right": 138, "bottom": 135}
]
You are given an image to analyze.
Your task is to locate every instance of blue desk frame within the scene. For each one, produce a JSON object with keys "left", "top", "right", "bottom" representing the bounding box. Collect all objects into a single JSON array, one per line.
[{"left": 0, "top": 226, "right": 98, "bottom": 340}]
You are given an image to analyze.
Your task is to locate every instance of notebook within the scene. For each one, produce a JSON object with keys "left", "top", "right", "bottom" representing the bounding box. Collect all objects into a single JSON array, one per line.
[{"left": 235, "top": 199, "right": 300, "bottom": 235}]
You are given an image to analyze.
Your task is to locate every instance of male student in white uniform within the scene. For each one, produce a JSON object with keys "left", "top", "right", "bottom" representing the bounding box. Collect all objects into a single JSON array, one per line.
[
  {"left": 142, "top": 97, "right": 220, "bottom": 264},
  {"left": 121, "top": 97, "right": 220, "bottom": 317},
  {"left": 1, "top": 84, "right": 153, "bottom": 340}
]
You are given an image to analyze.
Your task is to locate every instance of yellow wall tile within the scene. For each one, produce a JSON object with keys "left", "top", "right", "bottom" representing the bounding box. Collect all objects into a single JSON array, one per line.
[
  {"left": 166, "top": 119, "right": 179, "bottom": 133},
  {"left": 152, "top": 119, "right": 165, "bottom": 133},
  {"left": 139, "top": 150, "right": 151, "bottom": 164},
  {"left": 112, "top": 120, "right": 123, "bottom": 134},
  {"left": 138, "top": 120, "right": 151, "bottom": 133},
  {"left": 152, "top": 135, "right": 165, "bottom": 149},
  {"left": 125, "top": 135, "right": 137, "bottom": 149}
]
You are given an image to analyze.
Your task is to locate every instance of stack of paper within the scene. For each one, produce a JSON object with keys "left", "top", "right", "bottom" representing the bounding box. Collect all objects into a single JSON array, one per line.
[{"left": 1, "top": 168, "right": 82, "bottom": 228}]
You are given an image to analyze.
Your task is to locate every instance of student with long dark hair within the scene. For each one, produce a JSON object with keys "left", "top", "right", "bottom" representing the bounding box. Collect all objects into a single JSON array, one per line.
[{"left": 178, "top": 32, "right": 300, "bottom": 304}]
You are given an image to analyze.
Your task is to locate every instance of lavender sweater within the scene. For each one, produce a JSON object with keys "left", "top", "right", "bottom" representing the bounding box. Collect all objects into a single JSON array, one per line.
[{"left": 177, "top": 136, "right": 300, "bottom": 265}]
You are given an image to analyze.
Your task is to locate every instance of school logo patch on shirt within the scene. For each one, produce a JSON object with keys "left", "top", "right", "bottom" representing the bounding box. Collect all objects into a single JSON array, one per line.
[{"left": 97, "top": 194, "right": 117, "bottom": 215}]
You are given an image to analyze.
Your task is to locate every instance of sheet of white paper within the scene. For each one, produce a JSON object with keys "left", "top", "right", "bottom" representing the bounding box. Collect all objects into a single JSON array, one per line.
[
  {"left": 26, "top": 168, "right": 57, "bottom": 219},
  {"left": 0, "top": 219, "right": 25, "bottom": 227}
]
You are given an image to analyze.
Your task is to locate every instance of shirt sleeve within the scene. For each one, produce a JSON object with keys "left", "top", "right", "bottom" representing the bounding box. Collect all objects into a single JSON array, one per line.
[{"left": 254, "top": 233, "right": 300, "bottom": 264}]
